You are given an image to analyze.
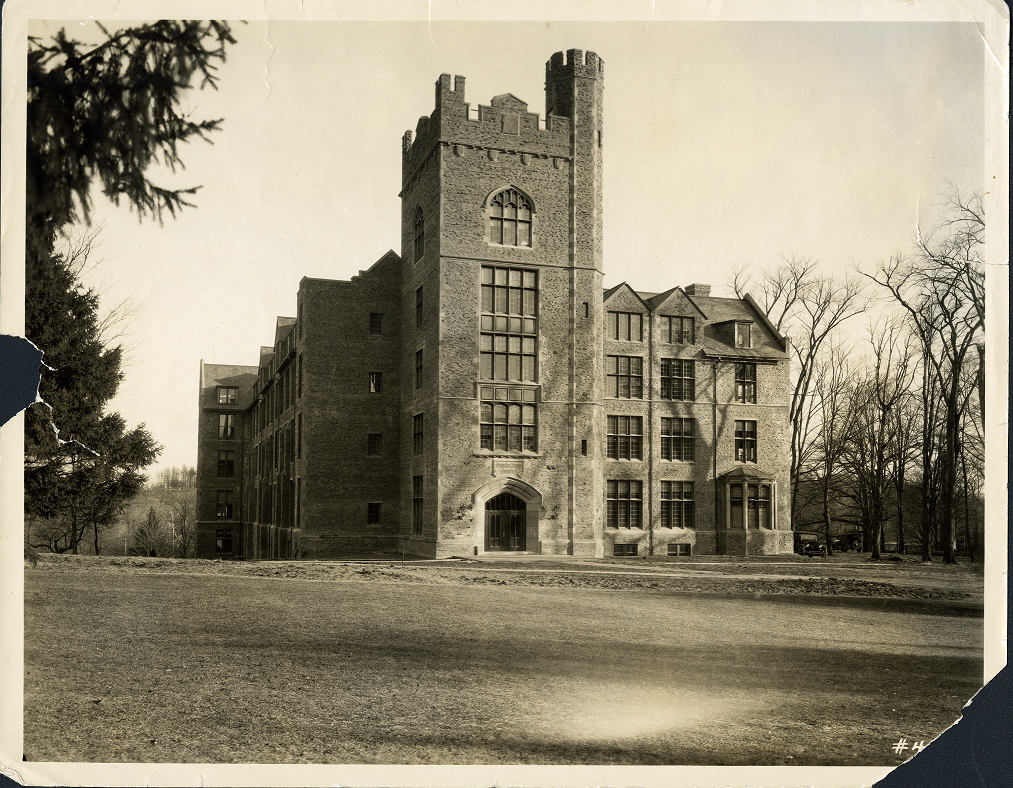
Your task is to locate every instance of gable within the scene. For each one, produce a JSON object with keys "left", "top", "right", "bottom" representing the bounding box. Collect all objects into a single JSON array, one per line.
[
  {"left": 603, "top": 283, "right": 648, "bottom": 313},
  {"left": 651, "top": 287, "right": 707, "bottom": 318}
]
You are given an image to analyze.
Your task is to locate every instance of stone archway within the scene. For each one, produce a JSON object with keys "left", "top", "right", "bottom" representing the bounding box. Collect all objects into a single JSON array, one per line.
[{"left": 473, "top": 477, "right": 542, "bottom": 555}]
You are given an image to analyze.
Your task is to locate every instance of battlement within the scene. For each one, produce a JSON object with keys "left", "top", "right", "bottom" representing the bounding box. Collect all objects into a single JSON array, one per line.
[
  {"left": 437, "top": 73, "right": 467, "bottom": 104},
  {"left": 546, "top": 49, "right": 605, "bottom": 84},
  {"left": 544, "top": 49, "right": 604, "bottom": 120}
]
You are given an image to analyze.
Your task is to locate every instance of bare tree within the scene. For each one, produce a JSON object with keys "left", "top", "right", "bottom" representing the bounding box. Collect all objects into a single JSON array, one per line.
[
  {"left": 839, "top": 320, "right": 918, "bottom": 559},
  {"left": 158, "top": 487, "right": 198, "bottom": 558},
  {"left": 732, "top": 255, "right": 871, "bottom": 524},
  {"left": 865, "top": 191, "right": 984, "bottom": 563},
  {"left": 810, "top": 341, "right": 858, "bottom": 555}
]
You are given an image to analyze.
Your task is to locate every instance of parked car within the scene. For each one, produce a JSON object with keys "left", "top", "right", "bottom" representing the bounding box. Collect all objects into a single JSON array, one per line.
[
  {"left": 834, "top": 532, "right": 863, "bottom": 553},
  {"left": 794, "top": 531, "right": 827, "bottom": 557}
]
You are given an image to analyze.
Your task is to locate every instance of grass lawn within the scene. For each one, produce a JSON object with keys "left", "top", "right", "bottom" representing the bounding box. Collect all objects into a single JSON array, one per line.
[{"left": 24, "top": 568, "right": 982, "bottom": 765}]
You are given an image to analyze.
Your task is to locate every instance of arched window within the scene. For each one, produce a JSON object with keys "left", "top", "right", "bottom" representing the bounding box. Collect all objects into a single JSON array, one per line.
[
  {"left": 489, "top": 188, "right": 532, "bottom": 247},
  {"left": 413, "top": 207, "right": 424, "bottom": 263}
]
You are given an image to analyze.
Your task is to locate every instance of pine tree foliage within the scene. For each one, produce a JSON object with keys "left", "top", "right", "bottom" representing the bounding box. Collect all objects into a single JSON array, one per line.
[
  {"left": 27, "top": 21, "right": 236, "bottom": 242},
  {"left": 25, "top": 21, "right": 235, "bottom": 553}
]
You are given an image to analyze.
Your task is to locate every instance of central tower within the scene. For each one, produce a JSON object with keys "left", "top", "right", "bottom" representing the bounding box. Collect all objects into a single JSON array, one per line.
[{"left": 398, "top": 50, "right": 606, "bottom": 558}]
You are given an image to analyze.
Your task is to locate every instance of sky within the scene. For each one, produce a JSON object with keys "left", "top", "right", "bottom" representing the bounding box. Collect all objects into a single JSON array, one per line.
[{"left": 21, "top": 11, "right": 993, "bottom": 476}]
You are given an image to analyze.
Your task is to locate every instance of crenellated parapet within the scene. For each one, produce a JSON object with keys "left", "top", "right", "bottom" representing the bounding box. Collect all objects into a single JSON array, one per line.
[
  {"left": 402, "top": 69, "right": 575, "bottom": 184},
  {"left": 545, "top": 49, "right": 604, "bottom": 119}
]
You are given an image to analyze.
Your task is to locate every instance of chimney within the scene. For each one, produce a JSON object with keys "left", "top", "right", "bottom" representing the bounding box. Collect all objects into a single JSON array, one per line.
[{"left": 684, "top": 284, "right": 711, "bottom": 297}]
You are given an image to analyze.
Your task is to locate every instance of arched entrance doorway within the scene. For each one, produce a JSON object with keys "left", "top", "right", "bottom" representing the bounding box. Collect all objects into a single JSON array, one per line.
[{"left": 485, "top": 492, "right": 526, "bottom": 551}]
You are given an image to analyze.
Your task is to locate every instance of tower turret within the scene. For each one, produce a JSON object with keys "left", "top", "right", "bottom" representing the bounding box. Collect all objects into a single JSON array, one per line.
[{"left": 545, "top": 49, "right": 604, "bottom": 119}]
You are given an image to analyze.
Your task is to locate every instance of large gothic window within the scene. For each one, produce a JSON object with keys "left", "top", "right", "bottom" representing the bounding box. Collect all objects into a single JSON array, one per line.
[{"left": 489, "top": 188, "right": 532, "bottom": 247}]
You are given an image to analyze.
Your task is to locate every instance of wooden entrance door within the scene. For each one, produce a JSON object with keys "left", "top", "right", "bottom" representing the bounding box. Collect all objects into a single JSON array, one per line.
[{"left": 485, "top": 492, "right": 526, "bottom": 551}]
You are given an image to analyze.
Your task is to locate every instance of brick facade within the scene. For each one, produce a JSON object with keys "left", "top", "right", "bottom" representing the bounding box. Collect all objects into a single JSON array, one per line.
[{"left": 195, "top": 49, "right": 792, "bottom": 560}]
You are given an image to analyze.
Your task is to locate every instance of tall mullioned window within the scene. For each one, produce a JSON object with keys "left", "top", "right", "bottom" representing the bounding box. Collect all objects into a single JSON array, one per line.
[
  {"left": 217, "top": 450, "right": 235, "bottom": 478},
  {"left": 412, "top": 475, "right": 424, "bottom": 535},
  {"left": 663, "top": 316, "right": 695, "bottom": 344},
  {"left": 608, "top": 312, "right": 643, "bottom": 342},
  {"left": 730, "top": 483, "right": 771, "bottom": 529},
  {"left": 480, "top": 387, "right": 537, "bottom": 453},
  {"left": 661, "top": 417, "right": 695, "bottom": 461},
  {"left": 216, "top": 490, "right": 234, "bottom": 520},
  {"left": 735, "top": 363, "right": 757, "bottom": 403},
  {"left": 606, "top": 356, "right": 643, "bottom": 398},
  {"left": 413, "top": 414, "right": 424, "bottom": 455},
  {"left": 489, "top": 188, "right": 532, "bottom": 247},
  {"left": 413, "top": 207, "right": 425, "bottom": 263},
  {"left": 661, "top": 481, "right": 694, "bottom": 529},
  {"left": 607, "top": 416, "right": 642, "bottom": 460},
  {"left": 415, "top": 286, "right": 423, "bottom": 328},
  {"left": 480, "top": 266, "right": 537, "bottom": 382},
  {"left": 735, "top": 420, "right": 757, "bottom": 463},
  {"left": 606, "top": 480, "right": 642, "bottom": 529},
  {"left": 218, "top": 413, "right": 235, "bottom": 440},
  {"left": 661, "top": 359, "right": 695, "bottom": 401}
]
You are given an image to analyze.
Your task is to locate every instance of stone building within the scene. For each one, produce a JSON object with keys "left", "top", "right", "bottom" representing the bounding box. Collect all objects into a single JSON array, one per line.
[{"left": 195, "top": 49, "right": 793, "bottom": 560}]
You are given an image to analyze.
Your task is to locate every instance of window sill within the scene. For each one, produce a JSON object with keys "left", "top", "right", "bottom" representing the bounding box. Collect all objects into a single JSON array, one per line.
[
  {"left": 604, "top": 527, "right": 646, "bottom": 532},
  {"left": 473, "top": 451, "right": 542, "bottom": 459},
  {"left": 486, "top": 243, "right": 534, "bottom": 251}
]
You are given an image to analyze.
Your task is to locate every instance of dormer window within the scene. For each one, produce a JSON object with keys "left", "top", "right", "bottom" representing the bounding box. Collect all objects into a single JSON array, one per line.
[
  {"left": 735, "top": 322, "right": 752, "bottom": 348},
  {"left": 489, "top": 188, "right": 532, "bottom": 247}
]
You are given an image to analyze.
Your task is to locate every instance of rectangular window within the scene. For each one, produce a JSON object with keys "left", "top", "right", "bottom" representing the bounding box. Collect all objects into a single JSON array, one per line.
[
  {"left": 735, "top": 322, "right": 752, "bottom": 348},
  {"left": 369, "top": 372, "right": 383, "bottom": 393},
  {"left": 415, "top": 349, "right": 423, "bottom": 389},
  {"left": 217, "top": 450, "right": 235, "bottom": 478},
  {"left": 608, "top": 312, "right": 643, "bottom": 342},
  {"left": 663, "top": 316, "right": 695, "bottom": 344},
  {"left": 367, "top": 502, "right": 381, "bottom": 525},
  {"left": 606, "top": 479, "right": 643, "bottom": 529},
  {"left": 216, "top": 490, "right": 234, "bottom": 520},
  {"left": 297, "top": 354, "right": 303, "bottom": 399},
  {"left": 215, "top": 528, "right": 233, "bottom": 552},
  {"left": 218, "top": 413, "right": 235, "bottom": 440},
  {"left": 735, "top": 420, "right": 757, "bottom": 463},
  {"left": 748, "top": 484, "right": 772, "bottom": 529},
  {"left": 606, "top": 356, "right": 643, "bottom": 399},
  {"left": 661, "top": 417, "right": 695, "bottom": 461},
  {"left": 606, "top": 415, "right": 643, "bottom": 460},
  {"left": 370, "top": 312, "right": 383, "bottom": 335},
  {"left": 415, "top": 286, "right": 423, "bottom": 328},
  {"left": 367, "top": 433, "right": 383, "bottom": 457},
  {"left": 217, "top": 386, "right": 238, "bottom": 405},
  {"left": 480, "top": 267, "right": 538, "bottom": 382},
  {"left": 735, "top": 363, "right": 757, "bottom": 403},
  {"left": 412, "top": 475, "right": 423, "bottom": 535},
  {"left": 413, "top": 414, "right": 424, "bottom": 455},
  {"left": 479, "top": 387, "right": 537, "bottom": 452},
  {"left": 661, "top": 481, "right": 695, "bottom": 529},
  {"left": 668, "top": 543, "right": 691, "bottom": 556},
  {"left": 661, "top": 359, "right": 695, "bottom": 401},
  {"left": 613, "top": 543, "right": 639, "bottom": 557},
  {"left": 297, "top": 413, "right": 302, "bottom": 459}
]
